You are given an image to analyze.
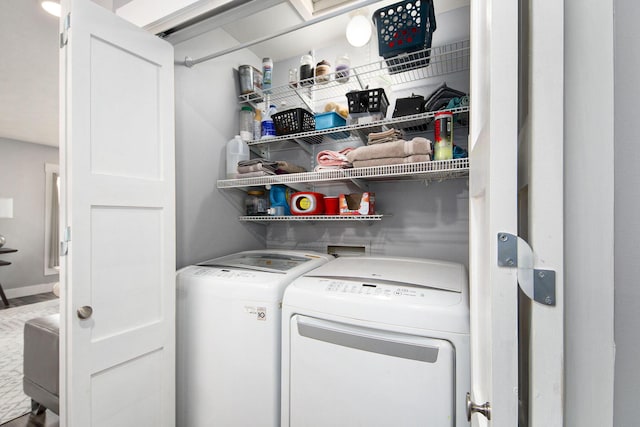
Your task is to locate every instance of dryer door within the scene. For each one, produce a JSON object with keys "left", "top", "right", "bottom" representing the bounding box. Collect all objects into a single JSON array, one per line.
[{"left": 286, "top": 315, "right": 455, "bottom": 427}]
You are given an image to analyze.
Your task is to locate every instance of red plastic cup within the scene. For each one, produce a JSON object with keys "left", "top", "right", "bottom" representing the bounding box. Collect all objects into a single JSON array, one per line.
[{"left": 324, "top": 196, "right": 339, "bottom": 215}]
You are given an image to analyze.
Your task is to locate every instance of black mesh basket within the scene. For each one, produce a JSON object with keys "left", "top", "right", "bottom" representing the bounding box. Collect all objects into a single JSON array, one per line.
[
  {"left": 346, "top": 88, "right": 390, "bottom": 115},
  {"left": 272, "top": 108, "right": 315, "bottom": 136}
]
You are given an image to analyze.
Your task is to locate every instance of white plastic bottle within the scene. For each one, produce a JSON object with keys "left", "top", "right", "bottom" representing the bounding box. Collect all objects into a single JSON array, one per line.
[
  {"left": 261, "top": 104, "right": 277, "bottom": 139},
  {"left": 226, "top": 135, "right": 249, "bottom": 178}
]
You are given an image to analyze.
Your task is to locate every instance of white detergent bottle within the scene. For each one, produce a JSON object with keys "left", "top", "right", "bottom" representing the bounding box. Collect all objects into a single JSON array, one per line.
[{"left": 226, "top": 135, "right": 249, "bottom": 178}]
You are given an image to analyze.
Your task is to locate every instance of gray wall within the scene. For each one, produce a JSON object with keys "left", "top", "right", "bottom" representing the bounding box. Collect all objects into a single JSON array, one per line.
[
  {"left": 565, "top": 0, "right": 616, "bottom": 425},
  {"left": 173, "top": 28, "right": 267, "bottom": 268},
  {"left": 613, "top": 0, "right": 640, "bottom": 425},
  {"left": 0, "top": 137, "right": 59, "bottom": 290}
]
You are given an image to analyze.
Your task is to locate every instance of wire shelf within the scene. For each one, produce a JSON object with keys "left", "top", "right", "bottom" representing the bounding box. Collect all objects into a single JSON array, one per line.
[
  {"left": 239, "top": 214, "right": 385, "bottom": 223},
  {"left": 218, "top": 158, "right": 469, "bottom": 189},
  {"left": 238, "top": 40, "right": 470, "bottom": 108},
  {"left": 246, "top": 106, "right": 470, "bottom": 146}
]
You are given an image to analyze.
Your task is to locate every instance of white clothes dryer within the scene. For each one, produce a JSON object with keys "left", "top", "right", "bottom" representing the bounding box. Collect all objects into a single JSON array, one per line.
[
  {"left": 281, "top": 256, "right": 470, "bottom": 427},
  {"left": 176, "top": 249, "right": 333, "bottom": 427}
]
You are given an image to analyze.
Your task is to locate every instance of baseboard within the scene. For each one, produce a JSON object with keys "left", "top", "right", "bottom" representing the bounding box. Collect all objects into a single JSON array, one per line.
[{"left": 4, "top": 283, "right": 56, "bottom": 299}]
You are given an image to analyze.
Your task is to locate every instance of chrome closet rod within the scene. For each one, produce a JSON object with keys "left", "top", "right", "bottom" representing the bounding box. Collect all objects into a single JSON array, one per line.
[{"left": 182, "top": 0, "right": 385, "bottom": 67}]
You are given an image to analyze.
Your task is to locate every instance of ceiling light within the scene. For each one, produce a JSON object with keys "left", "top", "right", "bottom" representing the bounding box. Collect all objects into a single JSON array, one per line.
[
  {"left": 346, "top": 13, "right": 372, "bottom": 47},
  {"left": 41, "top": 1, "right": 61, "bottom": 17}
]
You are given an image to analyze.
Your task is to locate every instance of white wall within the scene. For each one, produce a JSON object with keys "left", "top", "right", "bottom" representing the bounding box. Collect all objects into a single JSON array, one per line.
[
  {"left": 0, "top": 138, "right": 59, "bottom": 291},
  {"left": 613, "top": 0, "right": 640, "bottom": 425},
  {"left": 564, "top": 0, "right": 616, "bottom": 425}
]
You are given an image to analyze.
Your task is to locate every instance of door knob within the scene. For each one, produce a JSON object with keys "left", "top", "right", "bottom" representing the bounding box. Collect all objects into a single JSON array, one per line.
[
  {"left": 77, "top": 305, "right": 93, "bottom": 320},
  {"left": 466, "top": 392, "right": 491, "bottom": 421}
]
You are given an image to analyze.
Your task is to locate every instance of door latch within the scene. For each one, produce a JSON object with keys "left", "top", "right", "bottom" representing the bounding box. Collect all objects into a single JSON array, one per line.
[
  {"left": 59, "top": 226, "right": 71, "bottom": 257},
  {"left": 60, "top": 13, "right": 70, "bottom": 48},
  {"left": 466, "top": 392, "right": 491, "bottom": 421},
  {"left": 497, "top": 232, "right": 556, "bottom": 306}
]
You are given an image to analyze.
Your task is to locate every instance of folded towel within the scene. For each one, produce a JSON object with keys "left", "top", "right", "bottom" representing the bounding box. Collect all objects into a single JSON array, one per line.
[
  {"left": 346, "top": 138, "right": 432, "bottom": 162},
  {"left": 236, "top": 158, "right": 279, "bottom": 174},
  {"left": 367, "top": 128, "right": 405, "bottom": 145},
  {"left": 316, "top": 148, "right": 354, "bottom": 166},
  {"left": 352, "top": 155, "right": 431, "bottom": 168},
  {"left": 234, "top": 170, "right": 275, "bottom": 178},
  {"left": 237, "top": 159, "right": 277, "bottom": 168},
  {"left": 367, "top": 136, "right": 398, "bottom": 145},
  {"left": 237, "top": 163, "right": 264, "bottom": 173},
  {"left": 237, "top": 158, "right": 278, "bottom": 174},
  {"left": 445, "top": 95, "right": 470, "bottom": 110},
  {"left": 313, "top": 164, "right": 353, "bottom": 172},
  {"left": 275, "top": 161, "right": 306, "bottom": 174}
]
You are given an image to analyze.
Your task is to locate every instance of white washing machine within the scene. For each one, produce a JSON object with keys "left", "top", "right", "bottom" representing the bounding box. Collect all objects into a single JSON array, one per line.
[
  {"left": 281, "top": 256, "right": 470, "bottom": 427},
  {"left": 176, "top": 249, "right": 333, "bottom": 427}
]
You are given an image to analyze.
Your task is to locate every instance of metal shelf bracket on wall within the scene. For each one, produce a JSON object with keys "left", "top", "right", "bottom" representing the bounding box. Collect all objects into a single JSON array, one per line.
[
  {"left": 348, "top": 178, "right": 369, "bottom": 191},
  {"left": 291, "top": 138, "right": 314, "bottom": 155},
  {"left": 497, "top": 232, "right": 557, "bottom": 306}
]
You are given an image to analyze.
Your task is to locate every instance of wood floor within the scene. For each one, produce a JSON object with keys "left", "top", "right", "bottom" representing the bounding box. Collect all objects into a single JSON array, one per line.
[
  {"left": 1, "top": 411, "right": 58, "bottom": 427},
  {"left": 0, "top": 293, "right": 57, "bottom": 310},
  {"left": 0, "top": 293, "right": 59, "bottom": 427}
]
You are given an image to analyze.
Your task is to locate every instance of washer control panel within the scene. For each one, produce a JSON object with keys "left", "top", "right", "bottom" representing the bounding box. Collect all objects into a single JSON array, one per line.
[{"left": 191, "top": 266, "right": 257, "bottom": 279}]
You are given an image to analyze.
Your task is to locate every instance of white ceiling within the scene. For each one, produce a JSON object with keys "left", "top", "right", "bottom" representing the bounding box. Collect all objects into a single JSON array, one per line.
[
  {"left": 0, "top": 0, "right": 60, "bottom": 147},
  {"left": 1, "top": 0, "right": 467, "bottom": 149}
]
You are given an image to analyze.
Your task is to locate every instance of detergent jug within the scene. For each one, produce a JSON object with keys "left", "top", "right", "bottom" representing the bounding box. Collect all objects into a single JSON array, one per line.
[{"left": 268, "top": 185, "right": 292, "bottom": 216}]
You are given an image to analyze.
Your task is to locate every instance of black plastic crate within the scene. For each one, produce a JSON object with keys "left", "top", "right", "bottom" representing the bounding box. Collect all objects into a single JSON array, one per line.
[
  {"left": 272, "top": 108, "right": 315, "bottom": 136},
  {"left": 373, "top": 0, "right": 437, "bottom": 74},
  {"left": 346, "top": 88, "right": 389, "bottom": 115}
]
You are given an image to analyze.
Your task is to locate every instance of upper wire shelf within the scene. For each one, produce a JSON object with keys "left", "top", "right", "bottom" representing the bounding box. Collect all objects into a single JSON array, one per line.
[
  {"left": 238, "top": 40, "right": 471, "bottom": 108},
  {"left": 247, "top": 106, "right": 469, "bottom": 146}
]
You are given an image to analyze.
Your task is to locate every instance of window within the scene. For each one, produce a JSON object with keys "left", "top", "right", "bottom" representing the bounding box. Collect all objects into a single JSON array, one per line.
[{"left": 44, "top": 163, "right": 59, "bottom": 276}]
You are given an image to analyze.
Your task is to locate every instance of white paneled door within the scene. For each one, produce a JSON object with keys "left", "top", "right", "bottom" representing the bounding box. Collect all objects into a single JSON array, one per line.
[
  {"left": 59, "top": 0, "right": 175, "bottom": 425},
  {"left": 469, "top": 0, "right": 519, "bottom": 425}
]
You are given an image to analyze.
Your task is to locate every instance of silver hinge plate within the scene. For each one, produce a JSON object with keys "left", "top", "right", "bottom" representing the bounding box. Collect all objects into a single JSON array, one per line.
[
  {"left": 60, "top": 13, "right": 70, "bottom": 48},
  {"left": 59, "top": 226, "right": 71, "bottom": 256},
  {"left": 497, "top": 232, "right": 556, "bottom": 306}
]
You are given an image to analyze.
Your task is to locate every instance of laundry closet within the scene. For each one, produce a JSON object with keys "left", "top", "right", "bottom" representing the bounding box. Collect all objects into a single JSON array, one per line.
[
  {"left": 169, "top": 2, "right": 470, "bottom": 272},
  {"left": 58, "top": 0, "right": 563, "bottom": 425}
]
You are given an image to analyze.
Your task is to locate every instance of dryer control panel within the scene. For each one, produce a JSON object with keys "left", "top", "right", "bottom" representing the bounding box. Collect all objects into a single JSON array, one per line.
[
  {"left": 323, "top": 279, "right": 455, "bottom": 302},
  {"left": 325, "top": 280, "right": 425, "bottom": 298}
]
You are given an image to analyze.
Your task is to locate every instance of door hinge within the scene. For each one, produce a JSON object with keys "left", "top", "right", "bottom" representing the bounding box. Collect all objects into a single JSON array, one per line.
[
  {"left": 60, "top": 226, "right": 71, "bottom": 257},
  {"left": 60, "top": 13, "right": 71, "bottom": 48},
  {"left": 497, "top": 232, "right": 556, "bottom": 306}
]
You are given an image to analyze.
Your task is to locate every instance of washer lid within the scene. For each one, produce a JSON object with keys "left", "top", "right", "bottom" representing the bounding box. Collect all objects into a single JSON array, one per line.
[
  {"left": 198, "top": 251, "right": 320, "bottom": 274},
  {"left": 303, "top": 256, "right": 465, "bottom": 293}
]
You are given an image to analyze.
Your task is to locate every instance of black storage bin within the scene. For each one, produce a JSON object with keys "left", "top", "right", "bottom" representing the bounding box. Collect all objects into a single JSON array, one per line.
[
  {"left": 346, "top": 88, "right": 390, "bottom": 115},
  {"left": 272, "top": 108, "right": 315, "bottom": 136},
  {"left": 392, "top": 94, "right": 425, "bottom": 117},
  {"left": 393, "top": 94, "right": 427, "bottom": 132}
]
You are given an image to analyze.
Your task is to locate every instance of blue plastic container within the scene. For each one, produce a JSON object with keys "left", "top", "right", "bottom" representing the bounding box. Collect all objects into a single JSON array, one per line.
[{"left": 314, "top": 112, "right": 349, "bottom": 139}]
